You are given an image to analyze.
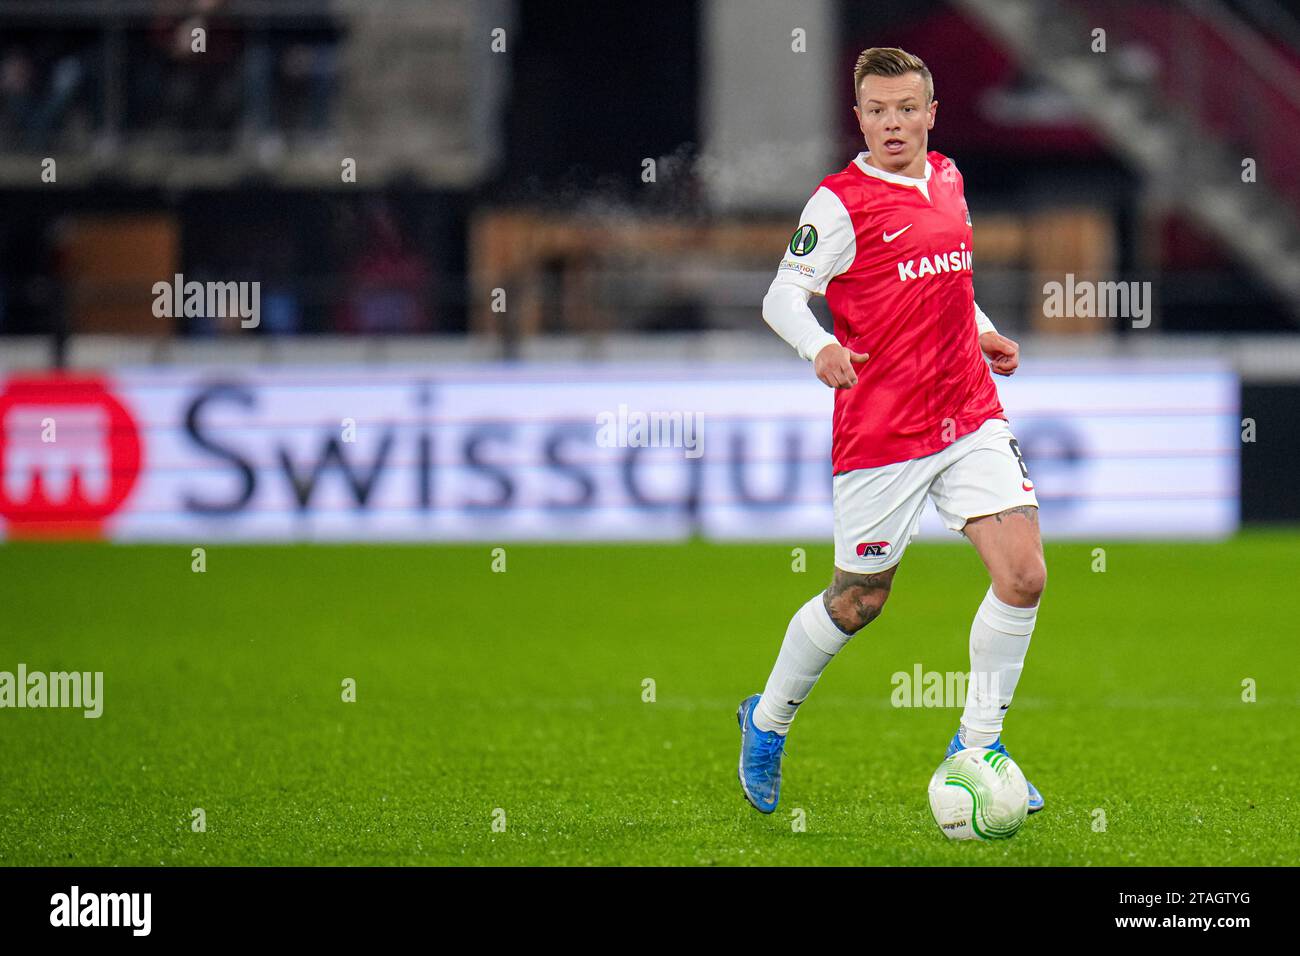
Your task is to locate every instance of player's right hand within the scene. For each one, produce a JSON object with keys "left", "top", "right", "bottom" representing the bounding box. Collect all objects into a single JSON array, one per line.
[{"left": 813, "top": 343, "right": 870, "bottom": 389}]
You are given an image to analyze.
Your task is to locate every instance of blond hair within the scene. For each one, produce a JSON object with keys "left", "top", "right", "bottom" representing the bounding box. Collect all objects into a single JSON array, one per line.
[{"left": 853, "top": 47, "right": 934, "bottom": 104}]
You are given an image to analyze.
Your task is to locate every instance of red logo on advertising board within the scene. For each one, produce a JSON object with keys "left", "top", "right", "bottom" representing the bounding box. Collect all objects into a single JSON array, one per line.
[{"left": 0, "top": 376, "right": 142, "bottom": 538}]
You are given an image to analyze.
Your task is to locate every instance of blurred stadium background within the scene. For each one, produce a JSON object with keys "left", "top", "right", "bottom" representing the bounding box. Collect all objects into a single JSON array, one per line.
[
  {"left": 2, "top": 0, "right": 1300, "bottom": 867},
  {"left": 1, "top": 0, "right": 1298, "bottom": 540}
]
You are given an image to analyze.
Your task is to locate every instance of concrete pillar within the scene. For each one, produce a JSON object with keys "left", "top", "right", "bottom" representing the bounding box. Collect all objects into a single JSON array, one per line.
[{"left": 700, "top": 0, "right": 838, "bottom": 212}]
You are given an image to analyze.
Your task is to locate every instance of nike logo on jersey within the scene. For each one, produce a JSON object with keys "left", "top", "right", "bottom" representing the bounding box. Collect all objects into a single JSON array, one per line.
[{"left": 882, "top": 224, "right": 913, "bottom": 242}]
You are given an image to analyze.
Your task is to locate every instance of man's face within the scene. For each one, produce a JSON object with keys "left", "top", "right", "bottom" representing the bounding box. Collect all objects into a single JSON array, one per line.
[{"left": 853, "top": 72, "right": 937, "bottom": 176}]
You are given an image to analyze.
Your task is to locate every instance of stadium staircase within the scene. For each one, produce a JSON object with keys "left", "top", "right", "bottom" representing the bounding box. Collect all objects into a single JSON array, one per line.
[{"left": 955, "top": 0, "right": 1300, "bottom": 323}]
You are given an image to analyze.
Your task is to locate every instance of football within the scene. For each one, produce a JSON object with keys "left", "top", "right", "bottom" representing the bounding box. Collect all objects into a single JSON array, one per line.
[{"left": 928, "top": 748, "right": 1029, "bottom": 841}]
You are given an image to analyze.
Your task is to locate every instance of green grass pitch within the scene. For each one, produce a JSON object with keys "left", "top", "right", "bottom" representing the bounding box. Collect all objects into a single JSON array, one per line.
[{"left": 1, "top": 531, "right": 1297, "bottom": 866}]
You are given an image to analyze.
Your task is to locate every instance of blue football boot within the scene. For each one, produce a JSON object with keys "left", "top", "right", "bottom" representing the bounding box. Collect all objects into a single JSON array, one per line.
[
  {"left": 946, "top": 730, "right": 1044, "bottom": 813},
  {"left": 736, "top": 694, "right": 787, "bottom": 814}
]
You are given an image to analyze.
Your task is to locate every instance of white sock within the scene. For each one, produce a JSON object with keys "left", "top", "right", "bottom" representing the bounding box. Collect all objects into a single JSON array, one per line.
[
  {"left": 960, "top": 585, "right": 1037, "bottom": 747},
  {"left": 753, "top": 593, "right": 854, "bottom": 735}
]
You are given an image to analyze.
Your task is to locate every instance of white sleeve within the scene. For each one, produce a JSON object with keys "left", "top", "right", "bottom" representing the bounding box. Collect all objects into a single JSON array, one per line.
[
  {"left": 762, "top": 187, "right": 855, "bottom": 361},
  {"left": 975, "top": 302, "right": 997, "bottom": 336},
  {"left": 762, "top": 283, "right": 838, "bottom": 361}
]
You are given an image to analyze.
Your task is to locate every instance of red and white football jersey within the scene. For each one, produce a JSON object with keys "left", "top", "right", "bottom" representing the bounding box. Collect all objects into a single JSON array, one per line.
[{"left": 775, "top": 150, "right": 1005, "bottom": 473}]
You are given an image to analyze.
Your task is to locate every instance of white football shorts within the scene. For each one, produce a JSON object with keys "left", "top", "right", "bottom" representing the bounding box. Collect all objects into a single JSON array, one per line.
[{"left": 832, "top": 417, "right": 1039, "bottom": 575}]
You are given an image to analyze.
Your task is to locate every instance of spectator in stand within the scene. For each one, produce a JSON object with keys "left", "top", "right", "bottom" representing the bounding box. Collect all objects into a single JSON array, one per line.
[{"left": 335, "top": 205, "right": 433, "bottom": 335}]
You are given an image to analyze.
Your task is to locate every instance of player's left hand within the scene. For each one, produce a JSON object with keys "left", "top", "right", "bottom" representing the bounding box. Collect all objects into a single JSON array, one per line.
[{"left": 979, "top": 331, "right": 1020, "bottom": 376}]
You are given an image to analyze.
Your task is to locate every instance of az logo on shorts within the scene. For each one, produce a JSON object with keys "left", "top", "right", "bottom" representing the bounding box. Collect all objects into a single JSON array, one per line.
[{"left": 856, "top": 541, "right": 892, "bottom": 558}]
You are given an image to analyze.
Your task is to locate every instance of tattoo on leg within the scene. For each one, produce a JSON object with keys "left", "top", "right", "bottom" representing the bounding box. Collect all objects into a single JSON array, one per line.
[
  {"left": 993, "top": 504, "right": 1039, "bottom": 525},
  {"left": 826, "top": 570, "right": 894, "bottom": 599},
  {"left": 850, "top": 595, "right": 882, "bottom": 628},
  {"left": 823, "top": 566, "right": 895, "bottom": 632}
]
